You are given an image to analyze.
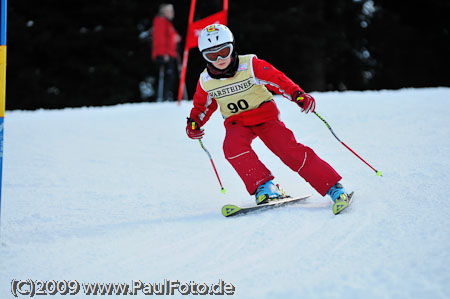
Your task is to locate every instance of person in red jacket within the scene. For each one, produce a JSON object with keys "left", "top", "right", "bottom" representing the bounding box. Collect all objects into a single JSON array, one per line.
[
  {"left": 186, "top": 24, "right": 353, "bottom": 215},
  {"left": 152, "top": 4, "right": 181, "bottom": 101}
]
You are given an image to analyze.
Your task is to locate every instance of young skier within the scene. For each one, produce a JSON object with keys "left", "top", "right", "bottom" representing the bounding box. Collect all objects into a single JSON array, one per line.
[{"left": 185, "top": 24, "right": 353, "bottom": 214}]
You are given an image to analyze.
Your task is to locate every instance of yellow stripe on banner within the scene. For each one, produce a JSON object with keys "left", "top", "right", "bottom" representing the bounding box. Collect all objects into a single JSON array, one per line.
[{"left": 0, "top": 45, "right": 6, "bottom": 117}]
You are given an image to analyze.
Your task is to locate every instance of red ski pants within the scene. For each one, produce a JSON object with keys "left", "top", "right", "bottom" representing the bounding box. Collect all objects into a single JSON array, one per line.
[{"left": 223, "top": 120, "right": 342, "bottom": 196}]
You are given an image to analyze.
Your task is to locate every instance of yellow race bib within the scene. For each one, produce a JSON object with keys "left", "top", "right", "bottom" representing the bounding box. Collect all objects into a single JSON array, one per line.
[{"left": 199, "top": 55, "right": 273, "bottom": 118}]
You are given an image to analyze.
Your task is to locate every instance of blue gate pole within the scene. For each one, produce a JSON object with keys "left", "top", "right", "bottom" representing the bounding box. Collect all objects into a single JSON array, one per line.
[{"left": 0, "top": 0, "right": 7, "bottom": 225}]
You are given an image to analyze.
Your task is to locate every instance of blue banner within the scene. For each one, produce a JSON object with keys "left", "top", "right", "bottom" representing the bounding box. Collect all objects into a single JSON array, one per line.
[{"left": 0, "top": 0, "right": 6, "bottom": 45}]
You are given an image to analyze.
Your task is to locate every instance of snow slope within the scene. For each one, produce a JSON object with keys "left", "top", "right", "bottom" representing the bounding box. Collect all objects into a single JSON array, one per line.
[{"left": 1, "top": 88, "right": 450, "bottom": 298}]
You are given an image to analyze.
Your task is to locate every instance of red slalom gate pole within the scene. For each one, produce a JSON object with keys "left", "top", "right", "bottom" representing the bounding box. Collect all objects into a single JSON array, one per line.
[
  {"left": 177, "top": 0, "right": 196, "bottom": 104},
  {"left": 314, "top": 111, "right": 382, "bottom": 176}
]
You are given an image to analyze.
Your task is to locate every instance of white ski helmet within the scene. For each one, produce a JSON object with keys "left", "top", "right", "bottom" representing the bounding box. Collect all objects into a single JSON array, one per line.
[{"left": 198, "top": 24, "right": 234, "bottom": 52}]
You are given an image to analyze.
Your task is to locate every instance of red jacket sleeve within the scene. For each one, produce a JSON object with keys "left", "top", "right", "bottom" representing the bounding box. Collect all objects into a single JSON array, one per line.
[
  {"left": 252, "top": 56, "right": 304, "bottom": 100},
  {"left": 189, "top": 79, "right": 218, "bottom": 127}
]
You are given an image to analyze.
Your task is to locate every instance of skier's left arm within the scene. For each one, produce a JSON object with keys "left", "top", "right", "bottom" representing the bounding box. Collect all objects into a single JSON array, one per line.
[{"left": 252, "top": 57, "right": 316, "bottom": 114}]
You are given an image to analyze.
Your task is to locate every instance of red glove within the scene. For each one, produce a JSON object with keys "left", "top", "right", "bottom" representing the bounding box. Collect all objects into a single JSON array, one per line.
[
  {"left": 292, "top": 91, "right": 316, "bottom": 114},
  {"left": 186, "top": 118, "right": 204, "bottom": 139}
]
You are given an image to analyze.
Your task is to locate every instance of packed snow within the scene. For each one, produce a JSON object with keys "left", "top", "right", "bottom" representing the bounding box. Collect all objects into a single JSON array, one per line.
[{"left": 1, "top": 87, "right": 449, "bottom": 298}]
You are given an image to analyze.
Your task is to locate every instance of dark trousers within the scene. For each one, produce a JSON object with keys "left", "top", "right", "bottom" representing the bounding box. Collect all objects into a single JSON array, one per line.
[{"left": 155, "top": 56, "right": 177, "bottom": 101}]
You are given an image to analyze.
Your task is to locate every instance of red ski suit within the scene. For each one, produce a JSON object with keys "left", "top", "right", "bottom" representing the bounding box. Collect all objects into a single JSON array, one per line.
[{"left": 189, "top": 56, "right": 341, "bottom": 196}]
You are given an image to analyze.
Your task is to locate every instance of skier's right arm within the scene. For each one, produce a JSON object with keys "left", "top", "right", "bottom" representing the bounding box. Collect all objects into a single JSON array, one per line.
[{"left": 186, "top": 79, "right": 218, "bottom": 139}]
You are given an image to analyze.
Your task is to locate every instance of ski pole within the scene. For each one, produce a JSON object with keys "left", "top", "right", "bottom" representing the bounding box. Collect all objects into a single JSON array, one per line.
[
  {"left": 199, "top": 139, "right": 227, "bottom": 194},
  {"left": 314, "top": 111, "right": 382, "bottom": 177}
]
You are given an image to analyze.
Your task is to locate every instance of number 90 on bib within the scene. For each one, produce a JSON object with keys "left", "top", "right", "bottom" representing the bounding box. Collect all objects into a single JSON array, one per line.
[{"left": 227, "top": 99, "right": 249, "bottom": 114}]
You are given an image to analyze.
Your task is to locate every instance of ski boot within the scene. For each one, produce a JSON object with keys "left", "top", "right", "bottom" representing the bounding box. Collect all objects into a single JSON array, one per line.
[
  {"left": 327, "top": 182, "right": 354, "bottom": 215},
  {"left": 255, "top": 180, "right": 282, "bottom": 205}
]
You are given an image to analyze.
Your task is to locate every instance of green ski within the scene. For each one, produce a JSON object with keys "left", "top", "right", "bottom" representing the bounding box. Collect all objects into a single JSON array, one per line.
[
  {"left": 332, "top": 191, "right": 354, "bottom": 215},
  {"left": 222, "top": 195, "right": 311, "bottom": 217}
]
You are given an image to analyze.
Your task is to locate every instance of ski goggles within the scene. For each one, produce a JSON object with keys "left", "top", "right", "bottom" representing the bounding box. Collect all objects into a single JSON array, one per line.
[{"left": 202, "top": 43, "right": 233, "bottom": 63}]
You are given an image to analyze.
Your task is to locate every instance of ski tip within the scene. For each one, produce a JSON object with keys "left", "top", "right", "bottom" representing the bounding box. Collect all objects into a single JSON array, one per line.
[
  {"left": 332, "top": 192, "right": 354, "bottom": 215},
  {"left": 222, "top": 205, "right": 241, "bottom": 217}
]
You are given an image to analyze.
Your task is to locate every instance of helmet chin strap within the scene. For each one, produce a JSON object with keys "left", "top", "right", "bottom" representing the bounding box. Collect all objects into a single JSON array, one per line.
[{"left": 206, "top": 52, "right": 239, "bottom": 79}]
